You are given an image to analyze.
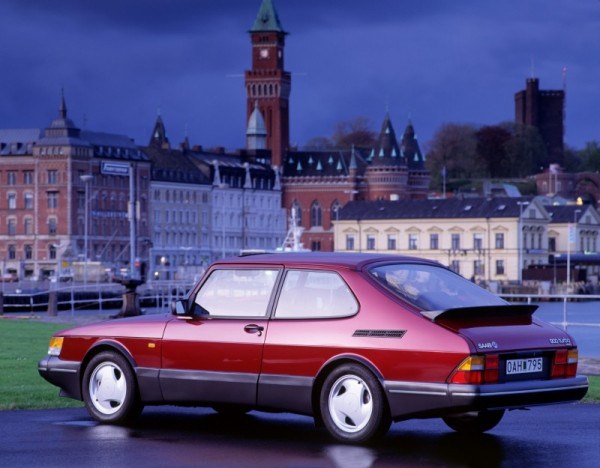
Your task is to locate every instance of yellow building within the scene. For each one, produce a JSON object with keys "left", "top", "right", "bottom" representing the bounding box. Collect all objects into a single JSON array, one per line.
[{"left": 333, "top": 197, "right": 600, "bottom": 284}]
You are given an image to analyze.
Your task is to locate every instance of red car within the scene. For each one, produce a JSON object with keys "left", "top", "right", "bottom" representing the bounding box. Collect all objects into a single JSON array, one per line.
[{"left": 39, "top": 253, "right": 588, "bottom": 443}]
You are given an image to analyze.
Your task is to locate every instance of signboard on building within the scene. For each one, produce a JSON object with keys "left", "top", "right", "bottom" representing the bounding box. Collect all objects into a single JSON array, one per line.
[{"left": 101, "top": 161, "right": 130, "bottom": 176}]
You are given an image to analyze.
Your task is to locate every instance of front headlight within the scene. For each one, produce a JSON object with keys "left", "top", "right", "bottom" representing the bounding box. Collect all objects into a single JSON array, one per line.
[{"left": 48, "top": 337, "right": 64, "bottom": 356}]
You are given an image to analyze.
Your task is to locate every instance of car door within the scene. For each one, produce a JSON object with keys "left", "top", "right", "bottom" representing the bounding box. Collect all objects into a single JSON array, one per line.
[{"left": 160, "top": 267, "right": 281, "bottom": 405}]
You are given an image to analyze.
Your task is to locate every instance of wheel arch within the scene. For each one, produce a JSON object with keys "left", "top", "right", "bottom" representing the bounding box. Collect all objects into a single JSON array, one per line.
[
  {"left": 80, "top": 340, "right": 138, "bottom": 395},
  {"left": 311, "top": 354, "right": 387, "bottom": 427}
]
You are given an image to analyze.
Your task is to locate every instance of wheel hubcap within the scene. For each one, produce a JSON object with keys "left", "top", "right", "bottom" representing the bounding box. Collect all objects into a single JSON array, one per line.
[
  {"left": 89, "top": 362, "right": 127, "bottom": 415},
  {"left": 328, "top": 375, "right": 373, "bottom": 433}
]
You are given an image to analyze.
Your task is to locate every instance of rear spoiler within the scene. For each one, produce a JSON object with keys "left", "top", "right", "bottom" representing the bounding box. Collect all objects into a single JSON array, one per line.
[{"left": 420, "top": 304, "right": 538, "bottom": 322}]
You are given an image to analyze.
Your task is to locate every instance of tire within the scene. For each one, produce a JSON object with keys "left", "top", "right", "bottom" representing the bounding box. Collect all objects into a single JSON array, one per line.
[
  {"left": 319, "top": 363, "right": 391, "bottom": 444},
  {"left": 82, "top": 351, "right": 142, "bottom": 424},
  {"left": 442, "top": 409, "right": 505, "bottom": 434}
]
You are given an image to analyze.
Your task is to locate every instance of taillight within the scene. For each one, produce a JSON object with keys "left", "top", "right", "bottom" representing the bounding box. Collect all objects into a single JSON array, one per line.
[
  {"left": 448, "top": 354, "right": 499, "bottom": 384},
  {"left": 551, "top": 349, "right": 578, "bottom": 378}
]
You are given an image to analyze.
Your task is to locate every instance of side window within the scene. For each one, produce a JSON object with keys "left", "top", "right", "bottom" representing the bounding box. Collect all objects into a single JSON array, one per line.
[
  {"left": 275, "top": 270, "right": 358, "bottom": 319},
  {"left": 193, "top": 269, "right": 278, "bottom": 317}
]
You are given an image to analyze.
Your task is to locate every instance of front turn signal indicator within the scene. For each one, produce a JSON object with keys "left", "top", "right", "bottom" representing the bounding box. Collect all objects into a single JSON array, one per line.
[{"left": 48, "top": 337, "right": 64, "bottom": 356}]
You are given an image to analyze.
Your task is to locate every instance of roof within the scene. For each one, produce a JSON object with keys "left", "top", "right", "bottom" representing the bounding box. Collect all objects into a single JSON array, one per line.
[
  {"left": 338, "top": 197, "right": 537, "bottom": 220},
  {"left": 545, "top": 205, "right": 587, "bottom": 224},
  {"left": 283, "top": 148, "right": 367, "bottom": 177},
  {"left": 367, "top": 112, "right": 406, "bottom": 168},
  {"left": 143, "top": 146, "right": 211, "bottom": 184},
  {"left": 213, "top": 252, "right": 438, "bottom": 270},
  {"left": 250, "top": 0, "right": 286, "bottom": 33}
]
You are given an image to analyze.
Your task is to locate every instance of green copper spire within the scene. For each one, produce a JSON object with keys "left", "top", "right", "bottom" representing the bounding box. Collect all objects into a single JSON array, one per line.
[{"left": 250, "top": 0, "right": 286, "bottom": 33}]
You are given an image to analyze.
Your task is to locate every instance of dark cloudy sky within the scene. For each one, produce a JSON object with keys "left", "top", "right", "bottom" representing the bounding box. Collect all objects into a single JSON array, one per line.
[{"left": 1, "top": 0, "right": 598, "bottom": 154}]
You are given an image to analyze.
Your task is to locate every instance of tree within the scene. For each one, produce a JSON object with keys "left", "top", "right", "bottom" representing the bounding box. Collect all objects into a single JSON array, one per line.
[
  {"left": 425, "top": 123, "right": 479, "bottom": 189},
  {"left": 304, "top": 136, "right": 334, "bottom": 149},
  {"left": 331, "top": 116, "right": 377, "bottom": 148},
  {"left": 501, "top": 122, "right": 547, "bottom": 177},
  {"left": 476, "top": 125, "right": 512, "bottom": 178},
  {"left": 578, "top": 141, "right": 600, "bottom": 172}
]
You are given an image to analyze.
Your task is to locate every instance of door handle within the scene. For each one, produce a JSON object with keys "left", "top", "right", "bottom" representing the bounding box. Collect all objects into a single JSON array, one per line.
[{"left": 244, "top": 324, "right": 264, "bottom": 336}]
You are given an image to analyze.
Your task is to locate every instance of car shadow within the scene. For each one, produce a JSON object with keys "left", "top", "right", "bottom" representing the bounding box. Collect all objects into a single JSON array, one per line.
[{"left": 116, "top": 407, "right": 509, "bottom": 467}]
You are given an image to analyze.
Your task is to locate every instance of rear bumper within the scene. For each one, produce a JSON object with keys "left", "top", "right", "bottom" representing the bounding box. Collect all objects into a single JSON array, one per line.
[
  {"left": 38, "top": 356, "right": 82, "bottom": 400},
  {"left": 385, "top": 375, "right": 589, "bottom": 420}
]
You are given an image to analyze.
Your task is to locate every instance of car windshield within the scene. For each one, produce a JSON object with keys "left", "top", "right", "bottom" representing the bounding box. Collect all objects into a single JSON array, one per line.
[{"left": 368, "top": 263, "right": 507, "bottom": 311}]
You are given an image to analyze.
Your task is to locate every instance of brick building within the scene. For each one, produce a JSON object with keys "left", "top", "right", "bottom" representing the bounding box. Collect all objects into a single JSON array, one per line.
[
  {"left": 0, "top": 95, "right": 151, "bottom": 280},
  {"left": 246, "top": 0, "right": 430, "bottom": 252},
  {"left": 515, "top": 77, "right": 565, "bottom": 165}
]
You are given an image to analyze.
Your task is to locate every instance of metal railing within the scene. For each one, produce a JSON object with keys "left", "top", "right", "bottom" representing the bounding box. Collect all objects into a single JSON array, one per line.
[{"left": 500, "top": 293, "right": 600, "bottom": 330}]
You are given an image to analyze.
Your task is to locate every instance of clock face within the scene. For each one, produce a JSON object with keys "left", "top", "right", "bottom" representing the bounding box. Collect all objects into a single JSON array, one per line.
[{"left": 259, "top": 48, "right": 269, "bottom": 59}]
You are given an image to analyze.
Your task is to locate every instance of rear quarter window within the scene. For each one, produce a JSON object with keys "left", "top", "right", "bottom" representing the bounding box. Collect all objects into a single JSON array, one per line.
[{"left": 274, "top": 269, "right": 358, "bottom": 319}]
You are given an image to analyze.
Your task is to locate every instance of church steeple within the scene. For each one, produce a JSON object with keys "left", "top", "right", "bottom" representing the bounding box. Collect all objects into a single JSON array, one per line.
[
  {"left": 250, "top": 0, "right": 286, "bottom": 33},
  {"left": 149, "top": 114, "right": 170, "bottom": 149},
  {"left": 245, "top": 0, "right": 290, "bottom": 166},
  {"left": 246, "top": 101, "right": 267, "bottom": 150}
]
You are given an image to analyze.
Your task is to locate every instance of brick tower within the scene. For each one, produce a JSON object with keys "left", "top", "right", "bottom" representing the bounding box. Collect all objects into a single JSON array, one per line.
[{"left": 245, "top": 0, "right": 290, "bottom": 167}]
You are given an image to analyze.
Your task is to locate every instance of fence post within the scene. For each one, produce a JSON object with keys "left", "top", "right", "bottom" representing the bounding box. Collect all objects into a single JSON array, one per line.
[{"left": 47, "top": 290, "right": 58, "bottom": 316}]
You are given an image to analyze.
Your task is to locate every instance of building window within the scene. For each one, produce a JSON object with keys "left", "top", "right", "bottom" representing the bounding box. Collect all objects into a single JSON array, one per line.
[
  {"left": 346, "top": 235, "right": 355, "bottom": 250},
  {"left": 495, "top": 233, "right": 504, "bottom": 249},
  {"left": 8, "top": 245, "right": 16, "bottom": 260},
  {"left": 7, "top": 219, "right": 16, "bottom": 236},
  {"left": 48, "top": 218, "right": 57, "bottom": 235},
  {"left": 23, "top": 171, "right": 34, "bottom": 184},
  {"left": 450, "top": 260, "right": 460, "bottom": 274},
  {"left": 451, "top": 233, "right": 461, "bottom": 250},
  {"left": 24, "top": 218, "right": 33, "bottom": 235},
  {"left": 387, "top": 235, "right": 397, "bottom": 250},
  {"left": 310, "top": 201, "right": 322, "bottom": 227},
  {"left": 366, "top": 235, "right": 376, "bottom": 250},
  {"left": 24, "top": 244, "right": 32, "bottom": 260},
  {"left": 311, "top": 240, "right": 321, "bottom": 251},
  {"left": 331, "top": 200, "right": 341, "bottom": 222},
  {"left": 430, "top": 233, "right": 439, "bottom": 250},
  {"left": 24, "top": 192, "right": 34, "bottom": 210},
  {"left": 408, "top": 234, "right": 418, "bottom": 250},
  {"left": 47, "top": 170, "right": 58, "bottom": 184},
  {"left": 7, "top": 171, "right": 17, "bottom": 185},
  {"left": 474, "top": 260, "right": 484, "bottom": 276},
  {"left": 496, "top": 260, "right": 505, "bottom": 275},
  {"left": 8, "top": 193, "right": 17, "bottom": 210},
  {"left": 49, "top": 244, "right": 57, "bottom": 260},
  {"left": 47, "top": 191, "right": 59, "bottom": 209},
  {"left": 473, "top": 233, "right": 483, "bottom": 251}
]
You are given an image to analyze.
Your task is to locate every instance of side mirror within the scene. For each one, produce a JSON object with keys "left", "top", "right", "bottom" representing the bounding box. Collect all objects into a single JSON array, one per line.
[{"left": 171, "top": 300, "right": 188, "bottom": 316}]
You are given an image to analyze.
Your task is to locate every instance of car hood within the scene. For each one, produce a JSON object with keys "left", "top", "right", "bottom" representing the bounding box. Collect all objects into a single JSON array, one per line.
[
  {"left": 422, "top": 305, "right": 576, "bottom": 352},
  {"left": 58, "top": 313, "right": 173, "bottom": 340}
]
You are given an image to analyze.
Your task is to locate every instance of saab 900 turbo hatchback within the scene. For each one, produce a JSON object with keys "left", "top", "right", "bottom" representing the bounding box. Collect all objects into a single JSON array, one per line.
[{"left": 39, "top": 253, "right": 588, "bottom": 443}]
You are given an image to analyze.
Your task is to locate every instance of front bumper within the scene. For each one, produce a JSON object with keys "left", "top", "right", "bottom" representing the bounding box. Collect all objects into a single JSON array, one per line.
[
  {"left": 38, "top": 356, "right": 82, "bottom": 400},
  {"left": 385, "top": 375, "right": 589, "bottom": 420}
]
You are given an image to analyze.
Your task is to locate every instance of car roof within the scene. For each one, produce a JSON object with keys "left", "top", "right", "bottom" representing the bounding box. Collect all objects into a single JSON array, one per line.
[{"left": 212, "top": 252, "right": 439, "bottom": 271}]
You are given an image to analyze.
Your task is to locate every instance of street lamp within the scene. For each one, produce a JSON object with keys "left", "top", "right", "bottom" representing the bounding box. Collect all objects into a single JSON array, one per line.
[
  {"left": 80, "top": 174, "right": 93, "bottom": 284},
  {"left": 516, "top": 201, "right": 530, "bottom": 284},
  {"left": 566, "top": 209, "right": 581, "bottom": 294}
]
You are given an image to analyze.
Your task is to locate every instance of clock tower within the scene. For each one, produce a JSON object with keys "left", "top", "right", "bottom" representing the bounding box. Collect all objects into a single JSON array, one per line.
[{"left": 245, "top": 0, "right": 290, "bottom": 167}]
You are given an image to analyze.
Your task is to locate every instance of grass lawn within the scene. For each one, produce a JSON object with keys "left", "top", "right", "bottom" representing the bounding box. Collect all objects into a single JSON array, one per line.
[
  {"left": 0, "top": 317, "right": 598, "bottom": 411},
  {"left": 0, "top": 319, "right": 83, "bottom": 410}
]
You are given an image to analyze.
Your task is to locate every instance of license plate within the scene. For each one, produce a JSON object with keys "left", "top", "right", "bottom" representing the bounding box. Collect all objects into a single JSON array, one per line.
[{"left": 506, "top": 357, "right": 543, "bottom": 375}]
